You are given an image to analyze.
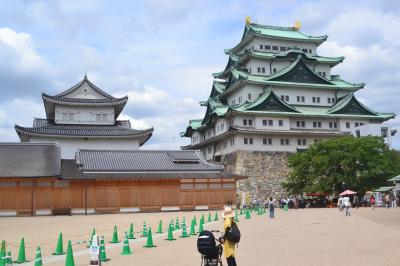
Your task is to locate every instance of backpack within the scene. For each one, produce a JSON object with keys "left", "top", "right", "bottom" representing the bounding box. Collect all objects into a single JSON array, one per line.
[{"left": 226, "top": 219, "right": 241, "bottom": 243}]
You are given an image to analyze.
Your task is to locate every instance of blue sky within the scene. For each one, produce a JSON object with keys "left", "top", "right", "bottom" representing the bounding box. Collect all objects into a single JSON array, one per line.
[{"left": 0, "top": 0, "right": 399, "bottom": 149}]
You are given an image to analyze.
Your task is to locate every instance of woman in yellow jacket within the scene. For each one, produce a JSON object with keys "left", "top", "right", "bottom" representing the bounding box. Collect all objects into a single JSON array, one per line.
[{"left": 220, "top": 207, "right": 237, "bottom": 266}]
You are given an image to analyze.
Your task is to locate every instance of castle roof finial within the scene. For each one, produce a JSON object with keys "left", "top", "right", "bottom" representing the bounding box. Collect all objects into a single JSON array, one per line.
[
  {"left": 245, "top": 16, "right": 251, "bottom": 26},
  {"left": 84, "top": 71, "right": 87, "bottom": 80},
  {"left": 294, "top": 20, "right": 301, "bottom": 30}
]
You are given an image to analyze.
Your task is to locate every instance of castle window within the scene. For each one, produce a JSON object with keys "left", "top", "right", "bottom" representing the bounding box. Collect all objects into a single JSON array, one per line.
[
  {"left": 221, "top": 123, "right": 225, "bottom": 131},
  {"left": 297, "top": 96, "right": 300, "bottom": 102},
  {"left": 285, "top": 95, "right": 289, "bottom": 102},
  {"left": 248, "top": 119, "right": 253, "bottom": 126},
  {"left": 273, "top": 68, "right": 277, "bottom": 73},
  {"left": 96, "top": 114, "right": 101, "bottom": 121},
  {"left": 309, "top": 49, "right": 312, "bottom": 53},
  {"left": 263, "top": 119, "right": 267, "bottom": 126},
  {"left": 355, "top": 122, "right": 359, "bottom": 127},
  {"left": 278, "top": 120, "right": 283, "bottom": 126},
  {"left": 322, "top": 72, "right": 326, "bottom": 78},
  {"left": 248, "top": 93, "right": 251, "bottom": 100},
  {"left": 262, "top": 67, "right": 266, "bottom": 73},
  {"left": 318, "top": 72, "right": 322, "bottom": 76},
  {"left": 280, "top": 47, "right": 286, "bottom": 51},
  {"left": 230, "top": 139, "right": 235, "bottom": 146},
  {"left": 280, "top": 95, "right": 285, "bottom": 101},
  {"left": 263, "top": 138, "right": 272, "bottom": 145},
  {"left": 302, "top": 139, "right": 307, "bottom": 145},
  {"left": 328, "top": 98, "right": 331, "bottom": 104},
  {"left": 268, "top": 120, "right": 273, "bottom": 126},
  {"left": 302, "top": 48, "right": 308, "bottom": 53},
  {"left": 249, "top": 138, "right": 253, "bottom": 144},
  {"left": 272, "top": 46, "right": 278, "bottom": 51},
  {"left": 346, "top": 122, "right": 350, "bottom": 128},
  {"left": 257, "top": 67, "right": 261, "bottom": 73},
  {"left": 265, "top": 45, "right": 271, "bottom": 50},
  {"left": 243, "top": 138, "right": 248, "bottom": 145},
  {"left": 260, "top": 44, "right": 263, "bottom": 49},
  {"left": 243, "top": 119, "right": 247, "bottom": 126}
]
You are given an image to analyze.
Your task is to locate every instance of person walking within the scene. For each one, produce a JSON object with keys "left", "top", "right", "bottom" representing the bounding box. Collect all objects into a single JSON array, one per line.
[
  {"left": 220, "top": 207, "right": 237, "bottom": 266},
  {"left": 343, "top": 196, "right": 351, "bottom": 216},
  {"left": 268, "top": 197, "right": 275, "bottom": 219},
  {"left": 370, "top": 195, "right": 375, "bottom": 210},
  {"left": 337, "top": 197, "right": 343, "bottom": 213},
  {"left": 385, "top": 194, "right": 390, "bottom": 208}
]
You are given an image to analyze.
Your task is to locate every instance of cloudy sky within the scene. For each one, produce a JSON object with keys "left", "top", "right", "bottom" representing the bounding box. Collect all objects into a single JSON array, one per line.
[{"left": 0, "top": 0, "right": 399, "bottom": 149}]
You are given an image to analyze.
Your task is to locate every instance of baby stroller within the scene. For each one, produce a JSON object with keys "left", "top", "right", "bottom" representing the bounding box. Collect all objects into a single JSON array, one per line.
[{"left": 197, "top": 230, "right": 223, "bottom": 266}]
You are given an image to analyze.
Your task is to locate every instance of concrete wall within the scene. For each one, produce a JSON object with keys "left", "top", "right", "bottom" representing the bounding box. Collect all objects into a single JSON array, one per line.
[{"left": 29, "top": 137, "right": 140, "bottom": 159}]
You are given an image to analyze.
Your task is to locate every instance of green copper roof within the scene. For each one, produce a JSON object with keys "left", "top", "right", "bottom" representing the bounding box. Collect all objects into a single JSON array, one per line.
[
  {"left": 248, "top": 23, "right": 327, "bottom": 42},
  {"left": 226, "top": 23, "right": 328, "bottom": 55},
  {"left": 220, "top": 56, "right": 363, "bottom": 98}
]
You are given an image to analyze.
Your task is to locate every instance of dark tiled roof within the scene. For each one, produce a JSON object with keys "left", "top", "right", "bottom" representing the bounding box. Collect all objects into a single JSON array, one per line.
[
  {"left": 15, "top": 123, "right": 153, "bottom": 138},
  {"left": 0, "top": 143, "right": 61, "bottom": 177},
  {"left": 42, "top": 93, "right": 128, "bottom": 104},
  {"left": 76, "top": 150, "right": 224, "bottom": 172}
]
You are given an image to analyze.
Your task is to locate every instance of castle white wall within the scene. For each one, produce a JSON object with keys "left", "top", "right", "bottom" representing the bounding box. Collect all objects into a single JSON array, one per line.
[
  {"left": 243, "top": 37, "right": 317, "bottom": 56},
  {"left": 29, "top": 137, "right": 140, "bottom": 159},
  {"left": 272, "top": 86, "right": 343, "bottom": 106},
  {"left": 227, "top": 84, "right": 264, "bottom": 105},
  {"left": 55, "top": 105, "right": 115, "bottom": 125},
  {"left": 65, "top": 82, "right": 107, "bottom": 99}
]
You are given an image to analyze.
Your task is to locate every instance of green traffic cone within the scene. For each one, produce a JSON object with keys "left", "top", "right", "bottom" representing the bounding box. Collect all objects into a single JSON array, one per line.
[
  {"left": 198, "top": 220, "right": 204, "bottom": 233},
  {"left": 0, "top": 240, "right": 6, "bottom": 266},
  {"left": 87, "top": 229, "right": 96, "bottom": 247},
  {"left": 142, "top": 222, "right": 148, "bottom": 237},
  {"left": 235, "top": 209, "right": 239, "bottom": 223},
  {"left": 201, "top": 214, "right": 205, "bottom": 224},
  {"left": 245, "top": 209, "right": 251, "bottom": 219},
  {"left": 181, "top": 217, "right": 186, "bottom": 228},
  {"left": 156, "top": 220, "right": 163, "bottom": 234},
  {"left": 175, "top": 217, "right": 180, "bottom": 230},
  {"left": 53, "top": 233, "right": 65, "bottom": 255},
  {"left": 189, "top": 218, "right": 197, "bottom": 236},
  {"left": 16, "top": 237, "right": 28, "bottom": 263},
  {"left": 207, "top": 212, "right": 212, "bottom": 223},
  {"left": 180, "top": 223, "right": 189, "bottom": 238},
  {"left": 34, "top": 247, "right": 42, "bottom": 266},
  {"left": 5, "top": 251, "right": 12, "bottom": 266},
  {"left": 128, "top": 223, "right": 135, "bottom": 239},
  {"left": 121, "top": 232, "right": 132, "bottom": 255},
  {"left": 65, "top": 240, "right": 74, "bottom": 266},
  {"left": 193, "top": 216, "right": 197, "bottom": 226},
  {"left": 284, "top": 204, "right": 288, "bottom": 211},
  {"left": 143, "top": 228, "right": 156, "bottom": 248},
  {"left": 165, "top": 224, "right": 176, "bottom": 241},
  {"left": 110, "top": 226, "right": 120, "bottom": 243},
  {"left": 214, "top": 211, "right": 219, "bottom": 221},
  {"left": 99, "top": 236, "right": 109, "bottom": 262}
]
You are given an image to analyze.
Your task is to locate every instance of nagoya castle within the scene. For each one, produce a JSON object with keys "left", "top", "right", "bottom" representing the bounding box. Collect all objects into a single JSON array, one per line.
[{"left": 182, "top": 18, "right": 394, "bottom": 200}]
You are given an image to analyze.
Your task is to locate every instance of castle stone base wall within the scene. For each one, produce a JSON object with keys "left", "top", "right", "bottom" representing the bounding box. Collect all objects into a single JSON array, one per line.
[{"left": 223, "top": 150, "right": 293, "bottom": 203}]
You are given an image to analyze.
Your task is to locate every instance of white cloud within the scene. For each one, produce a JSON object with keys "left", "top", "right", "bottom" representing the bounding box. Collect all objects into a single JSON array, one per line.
[{"left": 0, "top": 27, "right": 43, "bottom": 71}]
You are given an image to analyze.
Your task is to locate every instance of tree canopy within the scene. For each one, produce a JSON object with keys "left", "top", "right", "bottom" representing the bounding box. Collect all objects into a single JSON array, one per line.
[{"left": 283, "top": 136, "right": 400, "bottom": 195}]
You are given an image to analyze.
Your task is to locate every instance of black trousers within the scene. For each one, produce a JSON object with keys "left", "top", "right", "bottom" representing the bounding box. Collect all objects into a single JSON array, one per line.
[{"left": 226, "top": 256, "right": 237, "bottom": 266}]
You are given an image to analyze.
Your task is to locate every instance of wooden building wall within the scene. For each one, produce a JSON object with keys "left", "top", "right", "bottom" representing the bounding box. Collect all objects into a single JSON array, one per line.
[{"left": 0, "top": 178, "right": 237, "bottom": 215}]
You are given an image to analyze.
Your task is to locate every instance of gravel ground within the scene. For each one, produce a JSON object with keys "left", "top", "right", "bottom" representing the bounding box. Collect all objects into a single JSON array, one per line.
[{"left": 0, "top": 207, "right": 399, "bottom": 266}]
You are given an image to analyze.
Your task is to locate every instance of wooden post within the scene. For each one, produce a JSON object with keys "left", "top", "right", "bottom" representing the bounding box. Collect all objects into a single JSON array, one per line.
[
  {"left": 31, "top": 180, "right": 36, "bottom": 216},
  {"left": 85, "top": 181, "right": 88, "bottom": 215}
]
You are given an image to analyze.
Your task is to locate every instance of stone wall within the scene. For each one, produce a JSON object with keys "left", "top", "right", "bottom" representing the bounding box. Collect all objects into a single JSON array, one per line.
[{"left": 223, "top": 150, "right": 293, "bottom": 203}]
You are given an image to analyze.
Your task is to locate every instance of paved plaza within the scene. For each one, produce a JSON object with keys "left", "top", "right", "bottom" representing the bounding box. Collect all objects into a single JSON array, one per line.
[{"left": 0, "top": 208, "right": 399, "bottom": 266}]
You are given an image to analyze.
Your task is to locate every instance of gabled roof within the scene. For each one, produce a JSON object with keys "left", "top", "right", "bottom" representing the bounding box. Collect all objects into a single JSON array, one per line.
[
  {"left": 328, "top": 93, "right": 378, "bottom": 115},
  {"left": 42, "top": 75, "right": 128, "bottom": 120},
  {"left": 181, "top": 119, "right": 203, "bottom": 137},
  {"left": 227, "top": 23, "right": 327, "bottom": 54},
  {"left": 238, "top": 88, "right": 299, "bottom": 113},
  {"left": 55, "top": 75, "right": 115, "bottom": 99},
  {"left": 268, "top": 55, "right": 332, "bottom": 84}
]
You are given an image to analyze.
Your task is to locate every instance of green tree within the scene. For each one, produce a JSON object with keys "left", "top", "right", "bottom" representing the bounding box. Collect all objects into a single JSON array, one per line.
[{"left": 283, "top": 136, "right": 400, "bottom": 195}]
